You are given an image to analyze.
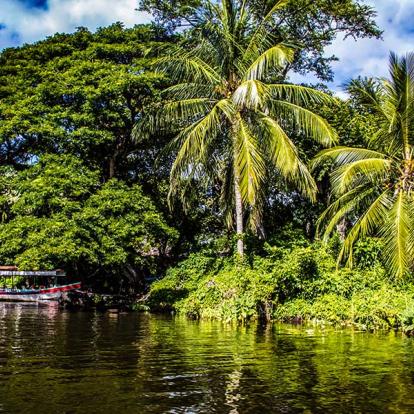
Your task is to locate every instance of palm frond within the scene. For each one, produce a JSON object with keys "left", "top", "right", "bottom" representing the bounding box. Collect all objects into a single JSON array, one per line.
[
  {"left": 311, "top": 147, "right": 387, "bottom": 170},
  {"left": 133, "top": 98, "right": 215, "bottom": 141},
  {"left": 169, "top": 104, "right": 224, "bottom": 182},
  {"left": 257, "top": 112, "right": 317, "bottom": 201},
  {"left": 162, "top": 98, "right": 217, "bottom": 124},
  {"left": 339, "top": 190, "right": 391, "bottom": 268},
  {"left": 346, "top": 78, "right": 384, "bottom": 110},
  {"left": 267, "top": 84, "right": 336, "bottom": 106},
  {"left": 232, "top": 80, "right": 267, "bottom": 109},
  {"left": 262, "top": 0, "right": 291, "bottom": 23},
  {"left": 381, "top": 191, "right": 414, "bottom": 278},
  {"left": 154, "top": 54, "right": 222, "bottom": 85},
  {"left": 243, "top": 44, "right": 294, "bottom": 81},
  {"left": 273, "top": 101, "right": 338, "bottom": 147},
  {"left": 242, "top": 0, "right": 290, "bottom": 67},
  {"left": 368, "top": 127, "right": 403, "bottom": 155},
  {"left": 168, "top": 99, "right": 236, "bottom": 179},
  {"left": 234, "top": 117, "right": 266, "bottom": 205},
  {"left": 331, "top": 158, "right": 391, "bottom": 194},
  {"left": 244, "top": 0, "right": 290, "bottom": 53},
  {"left": 162, "top": 83, "right": 218, "bottom": 100},
  {"left": 216, "top": 98, "right": 238, "bottom": 120},
  {"left": 317, "top": 185, "right": 377, "bottom": 240}
]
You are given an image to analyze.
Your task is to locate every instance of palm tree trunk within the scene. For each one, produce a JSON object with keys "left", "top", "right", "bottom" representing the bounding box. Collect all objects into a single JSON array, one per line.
[
  {"left": 234, "top": 172, "right": 244, "bottom": 257},
  {"left": 232, "top": 117, "right": 244, "bottom": 257}
]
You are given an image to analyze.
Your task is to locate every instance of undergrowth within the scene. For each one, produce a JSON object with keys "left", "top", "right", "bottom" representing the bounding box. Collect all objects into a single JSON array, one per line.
[{"left": 147, "top": 232, "right": 414, "bottom": 332}]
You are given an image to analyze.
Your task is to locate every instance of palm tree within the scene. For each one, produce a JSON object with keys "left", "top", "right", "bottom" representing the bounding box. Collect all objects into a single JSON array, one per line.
[
  {"left": 313, "top": 52, "right": 414, "bottom": 277},
  {"left": 140, "top": 0, "right": 337, "bottom": 256}
]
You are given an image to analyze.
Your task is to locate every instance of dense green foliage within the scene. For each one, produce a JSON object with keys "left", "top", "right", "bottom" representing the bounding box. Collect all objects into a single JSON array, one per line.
[
  {"left": 148, "top": 233, "right": 414, "bottom": 331},
  {"left": 314, "top": 53, "right": 414, "bottom": 278},
  {"left": 0, "top": 154, "right": 177, "bottom": 290},
  {"left": 0, "top": 24, "right": 183, "bottom": 288},
  {"left": 1, "top": 0, "right": 413, "bottom": 330},
  {"left": 0, "top": 23, "right": 170, "bottom": 179}
]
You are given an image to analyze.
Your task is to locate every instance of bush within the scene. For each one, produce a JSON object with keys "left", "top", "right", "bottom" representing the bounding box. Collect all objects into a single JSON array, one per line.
[
  {"left": 147, "top": 239, "right": 414, "bottom": 330},
  {"left": 353, "top": 237, "right": 384, "bottom": 269}
]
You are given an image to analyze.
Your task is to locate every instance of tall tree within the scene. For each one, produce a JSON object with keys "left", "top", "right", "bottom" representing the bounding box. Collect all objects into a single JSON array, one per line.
[
  {"left": 313, "top": 53, "right": 414, "bottom": 277},
  {"left": 0, "top": 23, "right": 170, "bottom": 179},
  {"left": 137, "top": 0, "right": 337, "bottom": 256},
  {"left": 0, "top": 154, "right": 177, "bottom": 289}
]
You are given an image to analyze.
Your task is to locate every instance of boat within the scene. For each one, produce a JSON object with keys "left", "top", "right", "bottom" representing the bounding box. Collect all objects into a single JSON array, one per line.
[{"left": 0, "top": 266, "right": 81, "bottom": 302}]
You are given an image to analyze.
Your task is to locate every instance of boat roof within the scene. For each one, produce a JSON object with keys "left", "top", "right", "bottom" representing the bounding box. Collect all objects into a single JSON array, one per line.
[{"left": 0, "top": 268, "right": 66, "bottom": 277}]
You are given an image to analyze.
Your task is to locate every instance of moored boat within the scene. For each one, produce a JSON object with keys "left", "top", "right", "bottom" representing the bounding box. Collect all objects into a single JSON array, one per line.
[{"left": 0, "top": 267, "right": 81, "bottom": 302}]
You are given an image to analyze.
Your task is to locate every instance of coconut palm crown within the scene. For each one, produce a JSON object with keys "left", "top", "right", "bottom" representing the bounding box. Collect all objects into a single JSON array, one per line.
[
  {"left": 139, "top": 0, "right": 337, "bottom": 256},
  {"left": 313, "top": 52, "right": 414, "bottom": 277}
]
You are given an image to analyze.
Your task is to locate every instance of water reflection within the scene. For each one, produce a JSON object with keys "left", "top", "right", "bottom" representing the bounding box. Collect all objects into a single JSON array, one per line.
[{"left": 0, "top": 304, "right": 414, "bottom": 413}]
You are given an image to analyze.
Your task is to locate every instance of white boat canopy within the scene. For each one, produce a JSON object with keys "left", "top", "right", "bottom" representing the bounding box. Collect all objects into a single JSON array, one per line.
[{"left": 0, "top": 268, "right": 66, "bottom": 277}]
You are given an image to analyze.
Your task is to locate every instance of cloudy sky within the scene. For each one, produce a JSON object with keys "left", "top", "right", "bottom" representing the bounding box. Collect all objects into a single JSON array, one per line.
[{"left": 0, "top": 0, "right": 413, "bottom": 92}]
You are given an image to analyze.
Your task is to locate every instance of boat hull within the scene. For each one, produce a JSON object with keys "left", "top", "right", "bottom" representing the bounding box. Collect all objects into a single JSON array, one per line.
[{"left": 0, "top": 283, "right": 81, "bottom": 302}]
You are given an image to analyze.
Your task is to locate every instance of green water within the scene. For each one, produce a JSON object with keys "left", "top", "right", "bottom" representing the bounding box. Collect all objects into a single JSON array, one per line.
[{"left": 1, "top": 304, "right": 414, "bottom": 413}]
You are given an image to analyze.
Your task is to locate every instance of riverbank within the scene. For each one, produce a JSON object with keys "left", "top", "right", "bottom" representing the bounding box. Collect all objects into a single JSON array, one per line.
[{"left": 146, "top": 239, "right": 414, "bottom": 333}]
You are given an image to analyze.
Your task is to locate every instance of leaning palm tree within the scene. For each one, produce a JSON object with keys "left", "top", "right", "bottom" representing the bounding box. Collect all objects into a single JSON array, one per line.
[
  {"left": 139, "top": 0, "right": 337, "bottom": 256},
  {"left": 313, "top": 52, "right": 414, "bottom": 277}
]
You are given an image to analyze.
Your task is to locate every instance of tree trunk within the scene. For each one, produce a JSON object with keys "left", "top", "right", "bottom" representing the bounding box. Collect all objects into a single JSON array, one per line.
[
  {"left": 234, "top": 173, "right": 244, "bottom": 257},
  {"left": 337, "top": 217, "right": 347, "bottom": 241},
  {"left": 232, "top": 116, "right": 244, "bottom": 258},
  {"left": 109, "top": 157, "right": 116, "bottom": 179}
]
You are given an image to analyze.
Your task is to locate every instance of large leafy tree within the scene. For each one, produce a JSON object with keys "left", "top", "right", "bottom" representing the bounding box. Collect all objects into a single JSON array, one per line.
[
  {"left": 0, "top": 22, "right": 230, "bottom": 266},
  {"left": 139, "top": 0, "right": 337, "bottom": 256},
  {"left": 139, "top": 0, "right": 381, "bottom": 81},
  {"left": 0, "top": 154, "right": 178, "bottom": 289},
  {"left": 313, "top": 53, "right": 414, "bottom": 278},
  {"left": 0, "top": 23, "right": 170, "bottom": 179}
]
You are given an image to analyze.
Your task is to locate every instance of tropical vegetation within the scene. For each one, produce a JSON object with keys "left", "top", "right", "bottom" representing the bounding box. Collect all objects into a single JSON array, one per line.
[
  {"left": 313, "top": 53, "right": 414, "bottom": 278},
  {"left": 0, "top": 155, "right": 177, "bottom": 291},
  {"left": 2, "top": 0, "right": 414, "bottom": 328},
  {"left": 148, "top": 236, "right": 414, "bottom": 332},
  {"left": 136, "top": 0, "right": 337, "bottom": 257}
]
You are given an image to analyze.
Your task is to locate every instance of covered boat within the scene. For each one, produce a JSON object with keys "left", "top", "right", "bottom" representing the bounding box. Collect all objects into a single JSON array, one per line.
[{"left": 0, "top": 267, "right": 81, "bottom": 302}]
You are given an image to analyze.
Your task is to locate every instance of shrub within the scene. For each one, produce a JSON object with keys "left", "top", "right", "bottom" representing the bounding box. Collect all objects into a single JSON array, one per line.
[{"left": 147, "top": 239, "right": 414, "bottom": 330}]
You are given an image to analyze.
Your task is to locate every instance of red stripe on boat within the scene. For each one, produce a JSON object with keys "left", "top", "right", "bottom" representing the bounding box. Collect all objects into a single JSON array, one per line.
[{"left": 39, "top": 283, "right": 81, "bottom": 294}]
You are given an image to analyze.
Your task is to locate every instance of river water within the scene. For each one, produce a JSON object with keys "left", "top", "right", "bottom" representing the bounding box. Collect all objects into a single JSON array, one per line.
[{"left": 1, "top": 304, "right": 414, "bottom": 413}]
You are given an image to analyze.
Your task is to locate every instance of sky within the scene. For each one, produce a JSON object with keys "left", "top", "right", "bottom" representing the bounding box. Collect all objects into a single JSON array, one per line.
[{"left": 0, "top": 0, "right": 413, "bottom": 94}]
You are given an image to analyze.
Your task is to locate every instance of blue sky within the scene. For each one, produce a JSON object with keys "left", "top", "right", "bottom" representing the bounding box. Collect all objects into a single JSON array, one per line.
[{"left": 0, "top": 0, "right": 413, "bottom": 94}]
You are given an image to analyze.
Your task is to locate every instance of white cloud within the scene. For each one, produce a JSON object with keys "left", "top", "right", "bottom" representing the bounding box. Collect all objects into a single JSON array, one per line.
[
  {"left": 290, "top": 0, "right": 414, "bottom": 94},
  {"left": 327, "top": 0, "right": 414, "bottom": 87},
  {"left": 0, "top": 0, "right": 150, "bottom": 49}
]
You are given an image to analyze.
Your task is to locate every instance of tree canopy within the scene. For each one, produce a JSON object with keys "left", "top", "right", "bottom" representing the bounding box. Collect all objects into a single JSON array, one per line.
[
  {"left": 139, "top": 0, "right": 381, "bottom": 80},
  {"left": 0, "top": 23, "right": 171, "bottom": 179},
  {"left": 0, "top": 154, "right": 177, "bottom": 290}
]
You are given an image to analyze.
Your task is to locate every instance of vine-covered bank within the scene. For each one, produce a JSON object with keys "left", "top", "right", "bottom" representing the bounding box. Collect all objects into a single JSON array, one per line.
[{"left": 148, "top": 232, "right": 414, "bottom": 332}]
